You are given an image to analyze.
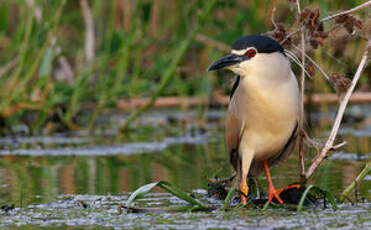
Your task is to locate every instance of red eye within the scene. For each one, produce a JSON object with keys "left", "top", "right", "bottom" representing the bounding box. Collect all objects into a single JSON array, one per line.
[{"left": 246, "top": 49, "right": 256, "bottom": 58}]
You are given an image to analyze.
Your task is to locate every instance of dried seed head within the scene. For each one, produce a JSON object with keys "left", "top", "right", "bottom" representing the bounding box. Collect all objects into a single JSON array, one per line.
[
  {"left": 335, "top": 15, "right": 347, "bottom": 24},
  {"left": 272, "top": 23, "right": 292, "bottom": 46},
  {"left": 335, "top": 14, "right": 363, "bottom": 34},
  {"left": 310, "top": 38, "right": 319, "bottom": 49},
  {"left": 301, "top": 8, "right": 329, "bottom": 49},
  {"left": 329, "top": 72, "right": 352, "bottom": 96},
  {"left": 306, "top": 62, "right": 315, "bottom": 77}
]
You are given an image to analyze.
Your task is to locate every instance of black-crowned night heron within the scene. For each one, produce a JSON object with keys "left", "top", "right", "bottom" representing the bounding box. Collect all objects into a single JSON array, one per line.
[{"left": 208, "top": 35, "right": 299, "bottom": 205}]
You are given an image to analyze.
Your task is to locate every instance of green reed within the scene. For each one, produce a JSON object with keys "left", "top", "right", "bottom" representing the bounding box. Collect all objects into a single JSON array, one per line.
[{"left": 0, "top": 0, "right": 368, "bottom": 133}]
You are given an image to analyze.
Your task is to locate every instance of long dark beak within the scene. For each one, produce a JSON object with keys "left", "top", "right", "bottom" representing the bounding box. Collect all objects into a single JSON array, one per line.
[{"left": 207, "top": 54, "right": 244, "bottom": 71}]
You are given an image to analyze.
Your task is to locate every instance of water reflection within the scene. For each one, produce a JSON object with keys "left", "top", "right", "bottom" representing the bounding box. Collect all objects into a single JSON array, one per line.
[{"left": 0, "top": 105, "right": 369, "bottom": 210}]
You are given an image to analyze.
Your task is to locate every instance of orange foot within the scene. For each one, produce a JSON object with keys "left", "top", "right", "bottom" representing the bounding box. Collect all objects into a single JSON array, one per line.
[
  {"left": 267, "top": 183, "right": 283, "bottom": 204},
  {"left": 240, "top": 181, "right": 249, "bottom": 205},
  {"left": 263, "top": 160, "right": 283, "bottom": 204}
]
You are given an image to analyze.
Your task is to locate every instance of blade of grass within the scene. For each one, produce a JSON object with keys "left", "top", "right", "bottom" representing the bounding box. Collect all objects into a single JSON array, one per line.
[
  {"left": 297, "top": 185, "right": 314, "bottom": 211},
  {"left": 1, "top": 0, "right": 67, "bottom": 113},
  {"left": 63, "top": 67, "right": 92, "bottom": 125},
  {"left": 339, "top": 163, "right": 370, "bottom": 203},
  {"left": 263, "top": 200, "right": 270, "bottom": 210},
  {"left": 314, "top": 186, "right": 338, "bottom": 210},
  {"left": 222, "top": 188, "right": 237, "bottom": 211},
  {"left": 120, "top": 0, "right": 217, "bottom": 132},
  {"left": 297, "top": 185, "right": 338, "bottom": 211},
  {"left": 126, "top": 182, "right": 160, "bottom": 206},
  {"left": 0, "top": 12, "right": 33, "bottom": 109},
  {"left": 39, "top": 47, "right": 54, "bottom": 78},
  {"left": 157, "top": 181, "right": 206, "bottom": 208},
  {"left": 320, "top": 187, "right": 338, "bottom": 210},
  {"left": 126, "top": 181, "right": 207, "bottom": 210}
]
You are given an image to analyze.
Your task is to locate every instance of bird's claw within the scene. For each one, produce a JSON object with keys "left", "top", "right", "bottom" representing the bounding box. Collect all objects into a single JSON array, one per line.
[{"left": 268, "top": 188, "right": 283, "bottom": 204}]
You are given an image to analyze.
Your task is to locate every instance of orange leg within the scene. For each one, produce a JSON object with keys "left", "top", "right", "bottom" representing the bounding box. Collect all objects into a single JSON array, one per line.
[
  {"left": 263, "top": 160, "right": 283, "bottom": 204},
  {"left": 240, "top": 180, "right": 248, "bottom": 205}
]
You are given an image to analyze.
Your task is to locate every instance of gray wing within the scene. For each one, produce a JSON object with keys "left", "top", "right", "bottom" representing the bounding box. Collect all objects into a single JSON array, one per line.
[
  {"left": 226, "top": 106, "right": 241, "bottom": 173},
  {"left": 226, "top": 76, "right": 242, "bottom": 174}
]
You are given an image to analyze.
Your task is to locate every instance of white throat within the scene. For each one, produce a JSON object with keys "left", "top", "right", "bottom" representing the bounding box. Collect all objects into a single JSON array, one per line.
[{"left": 229, "top": 52, "right": 291, "bottom": 86}]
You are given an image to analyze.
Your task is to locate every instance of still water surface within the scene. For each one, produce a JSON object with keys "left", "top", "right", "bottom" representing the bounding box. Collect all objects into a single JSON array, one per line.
[{"left": 0, "top": 105, "right": 370, "bottom": 229}]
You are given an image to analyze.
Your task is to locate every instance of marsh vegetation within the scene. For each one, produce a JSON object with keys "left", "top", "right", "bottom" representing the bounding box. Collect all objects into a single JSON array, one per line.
[{"left": 0, "top": 0, "right": 370, "bottom": 229}]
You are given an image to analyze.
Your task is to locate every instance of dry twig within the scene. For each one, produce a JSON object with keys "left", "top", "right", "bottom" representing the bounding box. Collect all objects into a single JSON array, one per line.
[
  {"left": 295, "top": 0, "right": 306, "bottom": 181},
  {"left": 281, "top": 0, "right": 371, "bottom": 182},
  {"left": 305, "top": 40, "right": 370, "bottom": 180},
  {"left": 280, "top": 29, "right": 300, "bottom": 46},
  {"left": 291, "top": 45, "right": 330, "bottom": 81},
  {"left": 271, "top": 7, "right": 278, "bottom": 29},
  {"left": 320, "top": 1, "right": 371, "bottom": 23},
  {"left": 329, "top": 141, "right": 347, "bottom": 151}
]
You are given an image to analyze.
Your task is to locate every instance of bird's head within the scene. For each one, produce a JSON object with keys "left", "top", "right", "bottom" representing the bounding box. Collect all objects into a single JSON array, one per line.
[{"left": 207, "top": 35, "right": 286, "bottom": 76}]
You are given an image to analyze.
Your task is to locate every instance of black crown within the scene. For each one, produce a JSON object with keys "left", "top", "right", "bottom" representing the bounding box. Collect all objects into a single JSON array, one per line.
[{"left": 232, "top": 35, "right": 284, "bottom": 54}]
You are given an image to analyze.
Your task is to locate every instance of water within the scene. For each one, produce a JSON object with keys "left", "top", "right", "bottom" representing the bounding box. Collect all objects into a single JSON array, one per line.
[{"left": 0, "top": 105, "right": 370, "bottom": 229}]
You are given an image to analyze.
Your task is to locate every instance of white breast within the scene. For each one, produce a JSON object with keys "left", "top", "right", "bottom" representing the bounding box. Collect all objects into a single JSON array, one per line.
[{"left": 230, "top": 53, "right": 299, "bottom": 160}]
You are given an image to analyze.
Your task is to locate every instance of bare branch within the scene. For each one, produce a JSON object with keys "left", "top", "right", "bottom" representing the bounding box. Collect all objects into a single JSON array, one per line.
[
  {"left": 295, "top": 0, "right": 302, "bottom": 14},
  {"left": 282, "top": 2, "right": 370, "bottom": 46},
  {"left": 280, "top": 29, "right": 300, "bottom": 46},
  {"left": 271, "top": 7, "right": 278, "bottom": 29},
  {"left": 80, "top": 0, "right": 95, "bottom": 63},
  {"left": 321, "top": 1, "right": 371, "bottom": 23},
  {"left": 329, "top": 141, "right": 347, "bottom": 151},
  {"left": 298, "top": 32, "right": 306, "bottom": 181},
  {"left": 291, "top": 45, "right": 330, "bottom": 81},
  {"left": 305, "top": 40, "right": 371, "bottom": 180},
  {"left": 295, "top": 0, "right": 306, "bottom": 181}
]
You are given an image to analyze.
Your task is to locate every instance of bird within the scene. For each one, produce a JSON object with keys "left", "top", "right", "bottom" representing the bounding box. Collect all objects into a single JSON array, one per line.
[{"left": 207, "top": 35, "right": 300, "bottom": 205}]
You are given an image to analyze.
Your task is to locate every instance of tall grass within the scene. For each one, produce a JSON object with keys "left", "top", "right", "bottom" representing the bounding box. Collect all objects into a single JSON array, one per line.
[{"left": 0, "top": 0, "right": 368, "bottom": 133}]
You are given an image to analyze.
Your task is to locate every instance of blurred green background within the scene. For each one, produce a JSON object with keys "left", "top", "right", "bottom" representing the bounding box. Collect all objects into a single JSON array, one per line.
[
  {"left": 0, "top": 0, "right": 369, "bottom": 133},
  {"left": 0, "top": 2, "right": 370, "bottom": 226}
]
